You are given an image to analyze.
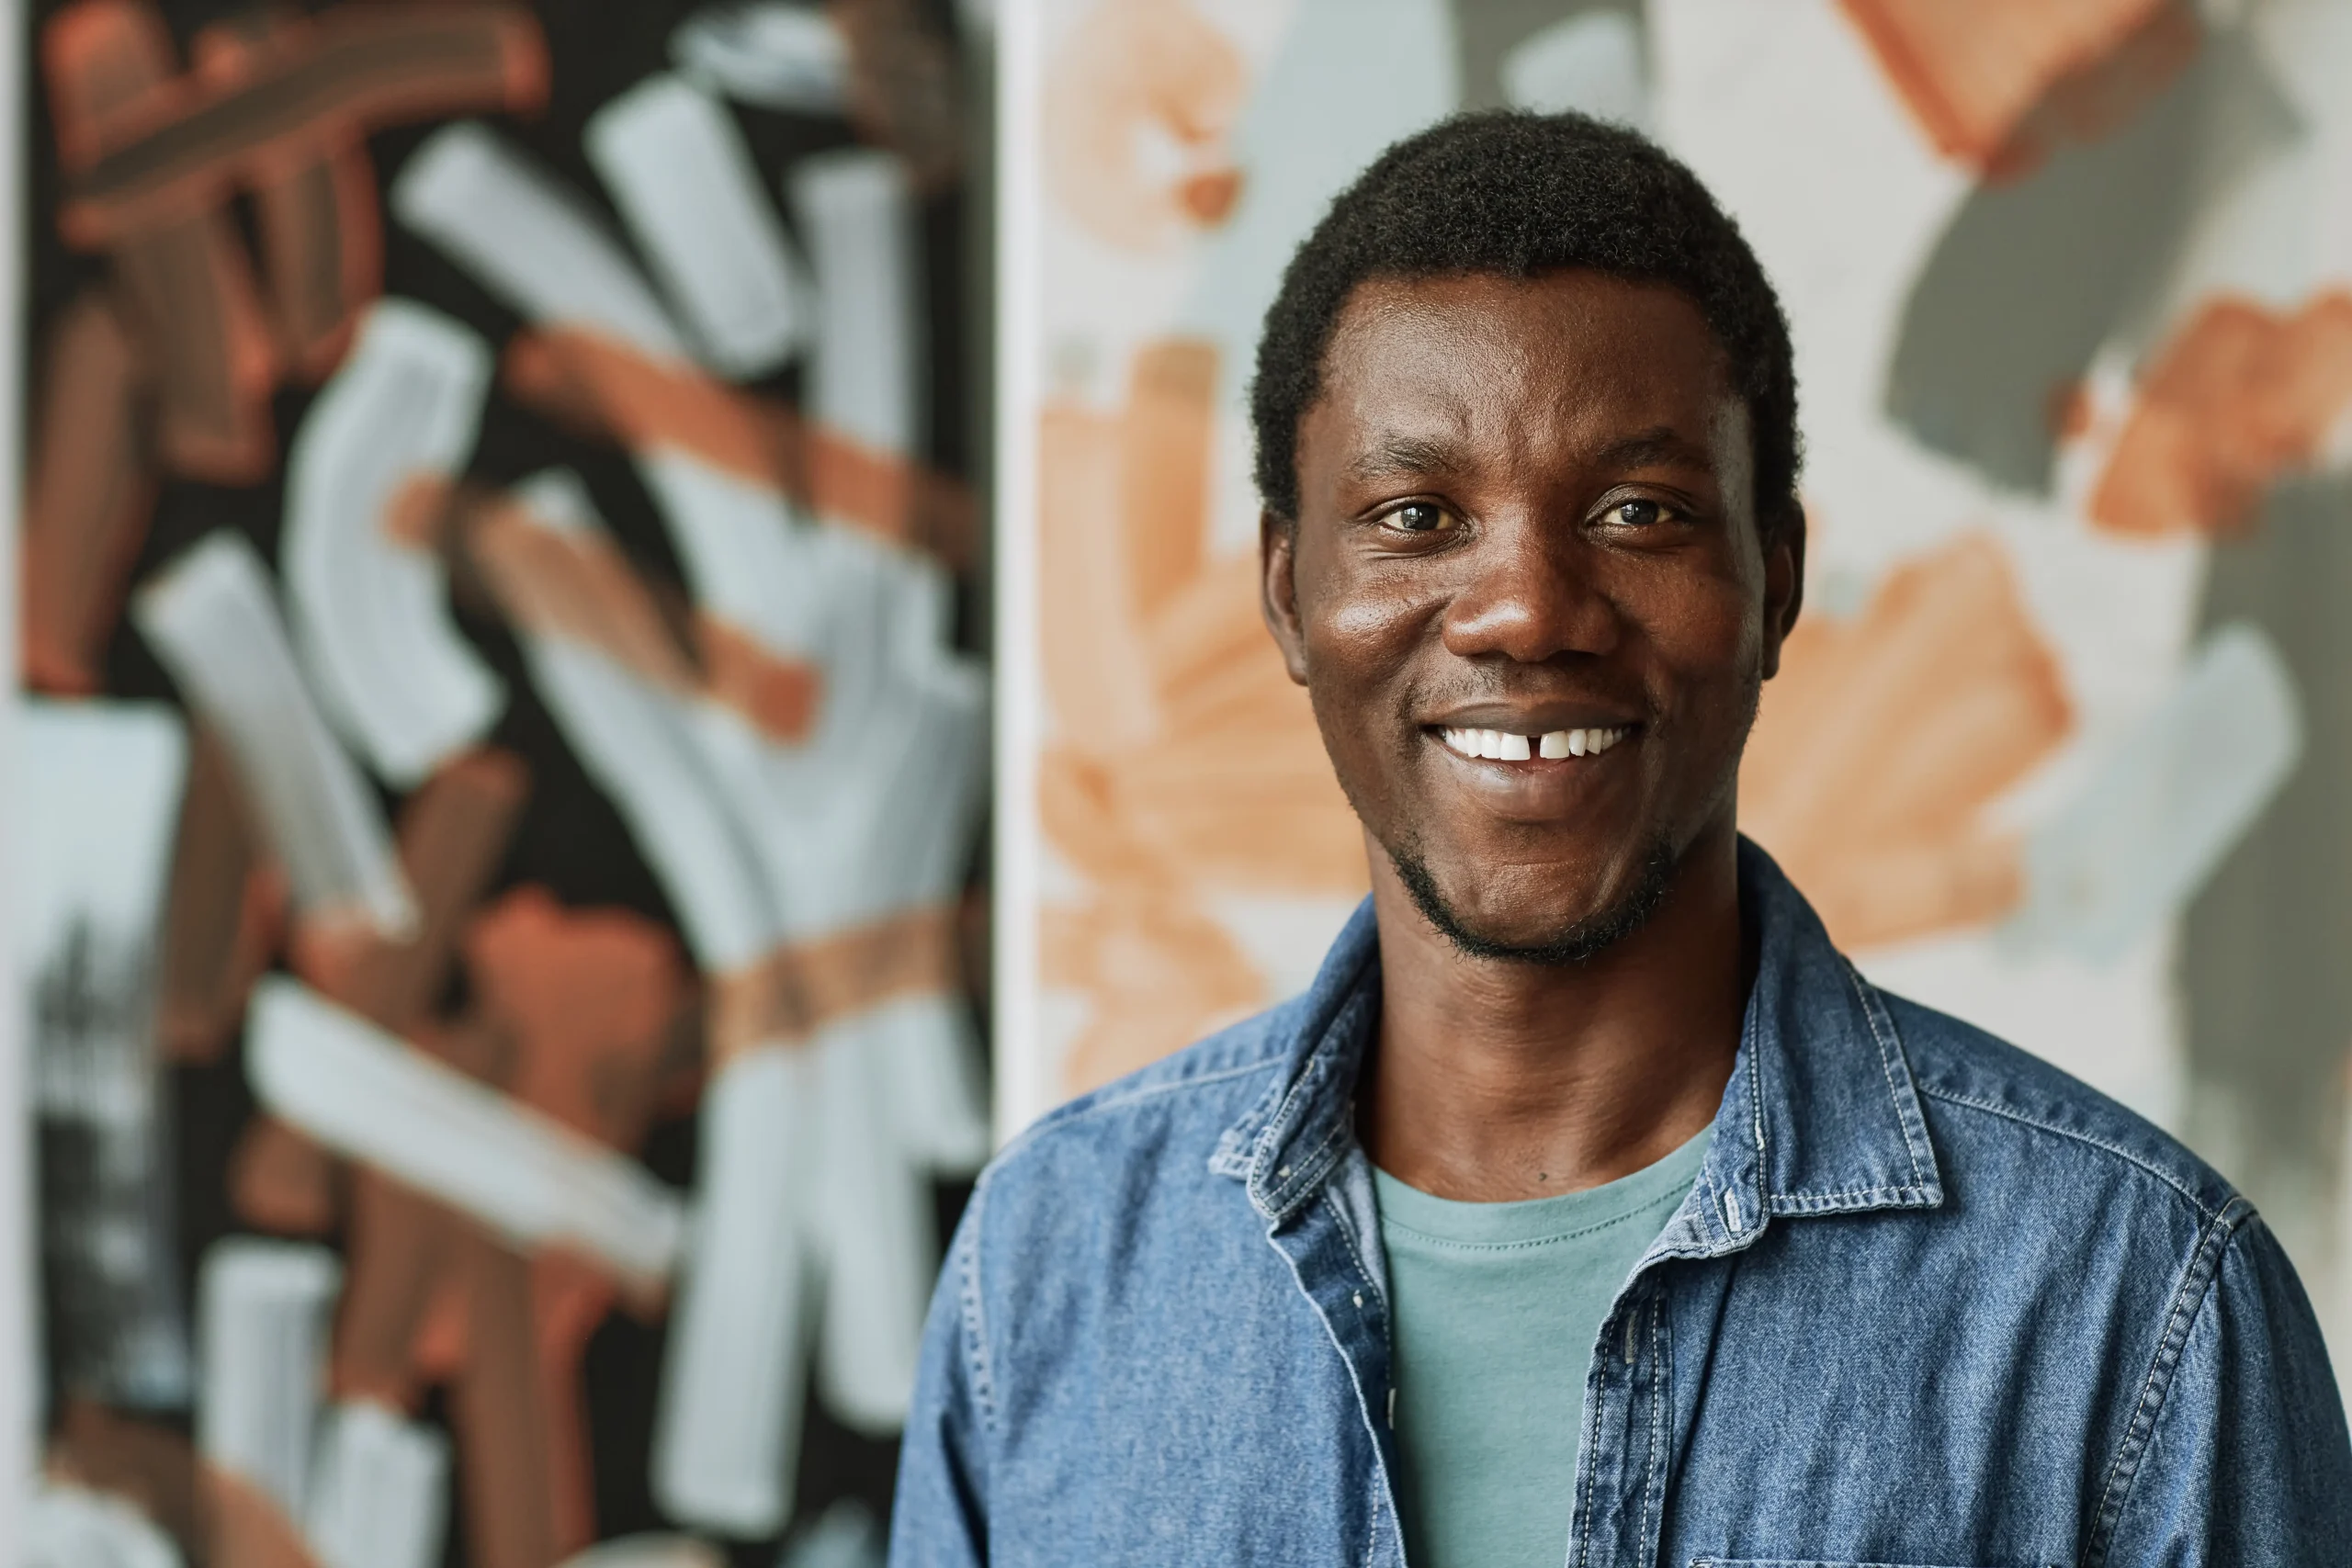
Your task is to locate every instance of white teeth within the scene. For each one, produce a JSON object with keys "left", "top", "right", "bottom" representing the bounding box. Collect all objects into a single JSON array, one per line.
[{"left": 1444, "top": 725, "right": 1630, "bottom": 761}]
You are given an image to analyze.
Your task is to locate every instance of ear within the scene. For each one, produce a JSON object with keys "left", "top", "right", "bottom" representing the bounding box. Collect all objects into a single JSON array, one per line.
[
  {"left": 1259, "top": 510, "right": 1311, "bottom": 686},
  {"left": 1758, "top": 502, "right": 1805, "bottom": 682}
]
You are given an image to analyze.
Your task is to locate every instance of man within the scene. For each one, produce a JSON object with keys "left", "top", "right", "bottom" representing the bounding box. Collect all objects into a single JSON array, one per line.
[{"left": 892, "top": 112, "right": 2352, "bottom": 1566}]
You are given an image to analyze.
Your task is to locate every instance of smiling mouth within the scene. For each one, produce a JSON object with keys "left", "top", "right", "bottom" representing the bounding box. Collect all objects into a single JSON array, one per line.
[{"left": 1438, "top": 725, "right": 1633, "bottom": 762}]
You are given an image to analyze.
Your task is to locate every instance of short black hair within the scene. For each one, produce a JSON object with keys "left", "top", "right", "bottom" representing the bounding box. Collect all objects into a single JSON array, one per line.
[{"left": 1250, "top": 110, "right": 1801, "bottom": 540}]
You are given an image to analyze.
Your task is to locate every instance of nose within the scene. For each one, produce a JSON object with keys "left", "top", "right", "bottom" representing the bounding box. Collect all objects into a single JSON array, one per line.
[{"left": 1439, "top": 517, "right": 1619, "bottom": 665}]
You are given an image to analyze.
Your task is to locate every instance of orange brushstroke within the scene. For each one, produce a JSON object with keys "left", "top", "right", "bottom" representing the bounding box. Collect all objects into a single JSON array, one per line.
[
  {"left": 1044, "top": 0, "right": 1248, "bottom": 252},
  {"left": 457, "top": 890, "right": 686, "bottom": 1551},
  {"left": 1040, "top": 750, "right": 1265, "bottom": 1095},
  {"left": 452, "top": 1227, "right": 561, "bottom": 1568},
  {"left": 204, "top": 1466, "right": 323, "bottom": 1568},
  {"left": 708, "top": 903, "right": 965, "bottom": 1062},
  {"left": 295, "top": 752, "right": 526, "bottom": 1410},
  {"left": 2089, "top": 290, "right": 2352, "bottom": 537},
  {"left": 831, "top": 0, "right": 965, "bottom": 192},
  {"left": 290, "top": 747, "right": 531, "bottom": 1017},
  {"left": 1839, "top": 0, "right": 2198, "bottom": 181},
  {"left": 57, "top": 2, "right": 548, "bottom": 247},
  {"left": 230, "top": 1115, "right": 340, "bottom": 1237},
  {"left": 464, "top": 886, "right": 686, "bottom": 1149},
  {"left": 21, "top": 287, "right": 153, "bottom": 694},
  {"left": 191, "top": 13, "right": 383, "bottom": 380},
  {"left": 442, "top": 475, "right": 827, "bottom": 746},
  {"left": 160, "top": 728, "right": 289, "bottom": 1064},
  {"left": 1741, "top": 531, "right": 2074, "bottom": 950},
  {"left": 503, "top": 326, "right": 979, "bottom": 570},
  {"left": 1036, "top": 337, "right": 1366, "bottom": 1094},
  {"left": 45, "top": 0, "right": 279, "bottom": 481}
]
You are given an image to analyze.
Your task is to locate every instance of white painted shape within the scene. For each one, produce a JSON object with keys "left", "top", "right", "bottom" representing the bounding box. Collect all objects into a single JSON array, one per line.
[
  {"left": 390, "top": 122, "right": 689, "bottom": 358},
  {"left": 509, "top": 469, "right": 784, "bottom": 971},
  {"left": 246, "top": 978, "right": 685, "bottom": 1284},
  {"left": 16, "top": 702, "right": 186, "bottom": 967},
  {"left": 17, "top": 700, "right": 193, "bottom": 1407},
  {"left": 1501, "top": 11, "right": 1650, "bottom": 130},
  {"left": 808, "top": 1014, "right": 935, "bottom": 1432},
  {"left": 283, "top": 299, "right": 502, "bottom": 787},
  {"left": 789, "top": 150, "right": 924, "bottom": 458},
  {"left": 2010, "top": 625, "right": 2302, "bottom": 965},
  {"left": 671, "top": 3, "right": 847, "bottom": 113},
  {"left": 131, "top": 532, "right": 417, "bottom": 937},
  {"left": 305, "top": 1401, "right": 449, "bottom": 1568},
  {"left": 635, "top": 453, "right": 821, "bottom": 657},
  {"left": 876, "top": 991, "right": 991, "bottom": 1174},
  {"left": 653, "top": 1047, "right": 815, "bottom": 1537},
  {"left": 1174, "top": 0, "right": 1458, "bottom": 403},
  {"left": 778, "top": 1498, "right": 885, "bottom": 1568},
  {"left": 196, "top": 1238, "right": 341, "bottom": 1518},
  {"left": 588, "top": 73, "right": 812, "bottom": 378},
  {"left": 25, "top": 1483, "right": 183, "bottom": 1568}
]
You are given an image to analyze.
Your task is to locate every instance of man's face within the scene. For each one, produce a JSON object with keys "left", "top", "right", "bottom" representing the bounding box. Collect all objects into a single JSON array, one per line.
[{"left": 1262, "top": 269, "right": 1803, "bottom": 957}]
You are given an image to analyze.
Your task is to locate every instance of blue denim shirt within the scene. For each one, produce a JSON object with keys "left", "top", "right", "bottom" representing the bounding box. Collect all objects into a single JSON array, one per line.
[{"left": 892, "top": 843, "right": 2352, "bottom": 1566}]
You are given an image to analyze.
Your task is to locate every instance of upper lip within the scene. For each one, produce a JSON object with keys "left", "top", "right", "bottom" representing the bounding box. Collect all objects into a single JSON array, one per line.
[{"left": 1421, "top": 702, "right": 1644, "bottom": 733}]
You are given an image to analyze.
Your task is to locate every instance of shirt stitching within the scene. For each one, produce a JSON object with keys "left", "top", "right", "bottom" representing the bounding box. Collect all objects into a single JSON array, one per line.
[
  {"left": 1639, "top": 1296, "right": 1664, "bottom": 1563},
  {"left": 1572, "top": 1312, "right": 1606, "bottom": 1568},
  {"left": 1917, "top": 1086, "right": 2225, "bottom": 1223},
  {"left": 956, "top": 1171, "right": 1000, "bottom": 1438},
  {"left": 1845, "top": 960, "right": 1929, "bottom": 1187},
  {"left": 2083, "top": 1196, "right": 2250, "bottom": 1568},
  {"left": 1001, "top": 1054, "right": 1288, "bottom": 1169}
]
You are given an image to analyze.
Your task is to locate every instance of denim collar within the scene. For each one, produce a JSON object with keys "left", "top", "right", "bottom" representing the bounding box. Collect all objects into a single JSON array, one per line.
[{"left": 1208, "top": 839, "right": 1944, "bottom": 1250}]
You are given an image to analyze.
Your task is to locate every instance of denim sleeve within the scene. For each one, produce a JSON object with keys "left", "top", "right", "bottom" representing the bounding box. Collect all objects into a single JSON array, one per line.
[
  {"left": 2098, "top": 1213, "right": 2352, "bottom": 1566},
  {"left": 888, "top": 1195, "right": 992, "bottom": 1567}
]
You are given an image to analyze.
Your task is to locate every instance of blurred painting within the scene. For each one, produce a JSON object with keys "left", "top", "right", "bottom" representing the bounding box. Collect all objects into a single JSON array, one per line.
[
  {"left": 18, "top": 0, "right": 988, "bottom": 1561},
  {"left": 1000, "top": 0, "right": 2352, "bottom": 1398}
]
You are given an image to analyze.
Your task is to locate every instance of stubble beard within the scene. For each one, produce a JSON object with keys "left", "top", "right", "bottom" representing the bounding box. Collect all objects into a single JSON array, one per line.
[{"left": 1384, "top": 830, "right": 1683, "bottom": 966}]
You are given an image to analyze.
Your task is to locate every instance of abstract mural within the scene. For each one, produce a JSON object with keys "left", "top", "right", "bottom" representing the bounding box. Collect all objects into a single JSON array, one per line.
[
  {"left": 18, "top": 0, "right": 986, "bottom": 1562},
  {"left": 1000, "top": 0, "right": 2352, "bottom": 1397}
]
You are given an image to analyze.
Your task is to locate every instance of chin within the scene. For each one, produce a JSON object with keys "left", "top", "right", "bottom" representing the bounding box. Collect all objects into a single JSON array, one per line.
[{"left": 1386, "top": 831, "right": 1681, "bottom": 966}]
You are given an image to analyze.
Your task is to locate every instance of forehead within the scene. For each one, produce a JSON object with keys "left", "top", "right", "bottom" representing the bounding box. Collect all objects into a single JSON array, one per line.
[{"left": 1307, "top": 270, "right": 1738, "bottom": 468}]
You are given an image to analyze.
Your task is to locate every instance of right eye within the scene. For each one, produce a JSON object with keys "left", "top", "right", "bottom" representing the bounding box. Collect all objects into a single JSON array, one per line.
[{"left": 1383, "top": 501, "right": 1452, "bottom": 533}]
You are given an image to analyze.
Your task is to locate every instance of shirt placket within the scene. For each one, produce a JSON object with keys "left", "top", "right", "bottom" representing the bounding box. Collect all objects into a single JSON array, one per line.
[
  {"left": 1263, "top": 1177, "right": 1408, "bottom": 1568},
  {"left": 1566, "top": 1274, "right": 1676, "bottom": 1568}
]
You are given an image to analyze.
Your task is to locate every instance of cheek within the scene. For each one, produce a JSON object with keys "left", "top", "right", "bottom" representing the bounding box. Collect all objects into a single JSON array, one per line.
[{"left": 1302, "top": 572, "right": 1433, "bottom": 692}]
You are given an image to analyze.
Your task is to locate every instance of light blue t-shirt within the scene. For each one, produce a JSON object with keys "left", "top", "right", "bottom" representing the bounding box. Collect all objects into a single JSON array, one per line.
[{"left": 1374, "top": 1128, "right": 1712, "bottom": 1568}]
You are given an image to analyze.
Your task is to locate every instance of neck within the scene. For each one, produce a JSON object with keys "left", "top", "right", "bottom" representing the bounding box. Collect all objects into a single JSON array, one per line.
[{"left": 1360, "top": 817, "right": 1747, "bottom": 1201}]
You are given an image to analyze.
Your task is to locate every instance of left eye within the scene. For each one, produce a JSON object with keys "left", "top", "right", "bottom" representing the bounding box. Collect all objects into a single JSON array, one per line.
[
  {"left": 1612, "top": 499, "right": 1663, "bottom": 527},
  {"left": 1388, "top": 502, "right": 1448, "bottom": 532}
]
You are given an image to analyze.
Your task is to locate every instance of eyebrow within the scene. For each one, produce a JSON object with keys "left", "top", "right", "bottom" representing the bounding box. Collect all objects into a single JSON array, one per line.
[
  {"left": 1344, "top": 434, "right": 1468, "bottom": 483},
  {"left": 1591, "top": 425, "right": 1716, "bottom": 473}
]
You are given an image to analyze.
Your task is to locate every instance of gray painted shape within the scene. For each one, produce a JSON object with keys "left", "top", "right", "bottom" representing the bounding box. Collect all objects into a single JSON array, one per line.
[
  {"left": 1452, "top": 0, "right": 1644, "bottom": 116},
  {"left": 2183, "top": 476, "right": 2352, "bottom": 1267},
  {"left": 1883, "top": 30, "right": 2297, "bottom": 495}
]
